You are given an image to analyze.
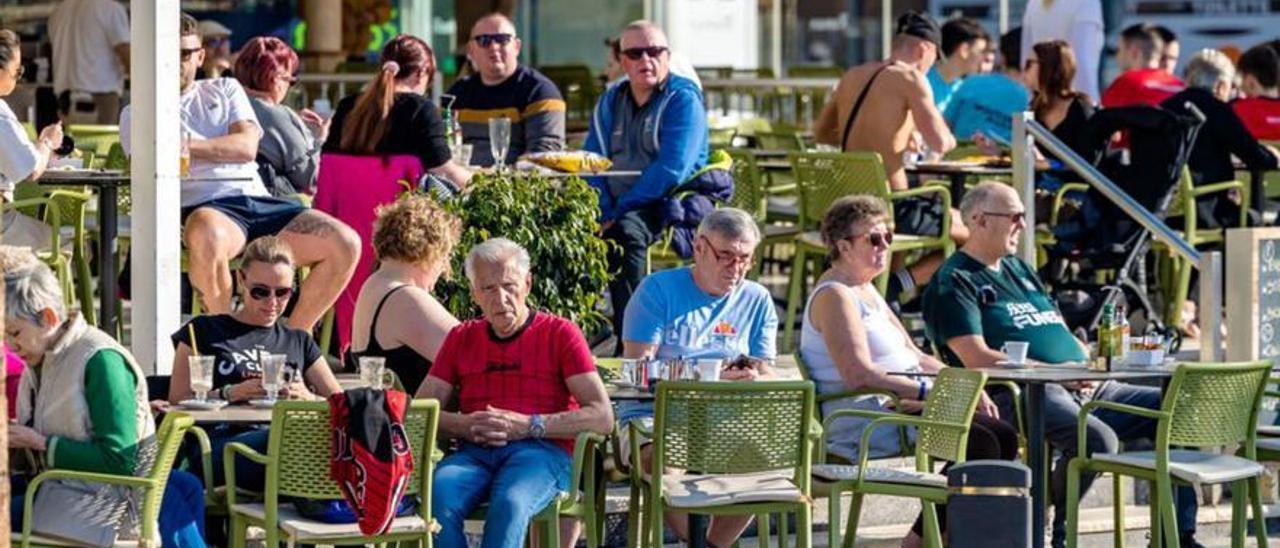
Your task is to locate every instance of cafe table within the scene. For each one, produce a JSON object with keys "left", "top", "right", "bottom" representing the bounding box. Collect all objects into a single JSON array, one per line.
[
  {"left": 38, "top": 169, "right": 130, "bottom": 331},
  {"left": 893, "top": 363, "right": 1174, "bottom": 548}
]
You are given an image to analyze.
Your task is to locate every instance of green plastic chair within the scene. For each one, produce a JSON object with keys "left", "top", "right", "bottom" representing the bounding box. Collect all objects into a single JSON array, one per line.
[
  {"left": 794, "top": 353, "right": 911, "bottom": 463},
  {"left": 643, "top": 150, "right": 734, "bottom": 274},
  {"left": 725, "top": 148, "right": 797, "bottom": 280},
  {"left": 781, "top": 151, "right": 954, "bottom": 351},
  {"left": 1064, "top": 361, "right": 1273, "bottom": 548},
  {"left": 224, "top": 399, "right": 440, "bottom": 547},
  {"left": 637, "top": 380, "right": 816, "bottom": 548},
  {"left": 812, "top": 367, "right": 987, "bottom": 548},
  {"left": 7, "top": 181, "right": 96, "bottom": 325},
  {"left": 67, "top": 124, "right": 120, "bottom": 157},
  {"left": 16, "top": 412, "right": 195, "bottom": 548}
]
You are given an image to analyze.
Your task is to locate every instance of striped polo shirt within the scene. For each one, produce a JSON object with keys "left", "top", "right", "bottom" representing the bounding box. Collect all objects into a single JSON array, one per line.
[{"left": 447, "top": 65, "right": 566, "bottom": 166}]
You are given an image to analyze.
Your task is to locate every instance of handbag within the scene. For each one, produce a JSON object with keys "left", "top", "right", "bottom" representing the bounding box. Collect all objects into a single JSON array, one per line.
[{"left": 30, "top": 478, "right": 135, "bottom": 546}]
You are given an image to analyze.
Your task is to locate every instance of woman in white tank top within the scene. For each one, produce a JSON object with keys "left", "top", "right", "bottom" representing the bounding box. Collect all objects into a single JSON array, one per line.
[{"left": 799, "top": 196, "right": 1013, "bottom": 548}]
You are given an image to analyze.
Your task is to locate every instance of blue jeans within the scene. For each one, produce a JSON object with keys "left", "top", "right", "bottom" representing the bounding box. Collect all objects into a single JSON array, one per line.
[
  {"left": 189, "top": 425, "right": 270, "bottom": 490},
  {"left": 11, "top": 470, "right": 206, "bottom": 547},
  {"left": 432, "top": 440, "right": 572, "bottom": 548},
  {"left": 993, "top": 381, "right": 1198, "bottom": 543}
]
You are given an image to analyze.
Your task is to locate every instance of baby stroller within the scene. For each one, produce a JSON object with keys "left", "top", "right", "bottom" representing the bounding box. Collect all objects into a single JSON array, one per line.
[{"left": 1042, "top": 103, "right": 1205, "bottom": 339}]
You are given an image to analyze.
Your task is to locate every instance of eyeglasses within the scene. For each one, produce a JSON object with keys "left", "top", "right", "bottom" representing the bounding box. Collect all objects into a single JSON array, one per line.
[
  {"left": 699, "top": 236, "right": 753, "bottom": 267},
  {"left": 473, "top": 33, "right": 514, "bottom": 48},
  {"left": 621, "top": 46, "right": 669, "bottom": 61},
  {"left": 983, "top": 210, "right": 1026, "bottom": 224},
  {"left": 180, "top": 48, "right": 203, "bottom": 61},
  {"left": 847, "top": 231, "right": 894, "bottom": 248},
  {"left": 248, "top": 285, "right": 294, "bottom": 301}
]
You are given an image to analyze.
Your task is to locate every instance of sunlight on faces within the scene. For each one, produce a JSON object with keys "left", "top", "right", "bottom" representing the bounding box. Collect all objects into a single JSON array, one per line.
[
  {"left": 469, "top": 257, "right": 532, "bottom": 333},
  {"left": 0, "top": 48, "right": 20, "bottom": 96},
  {"left": 977, "top": 187, "right": 1026, "bottom": 255},
  {"left": 468, "top": 15, "right": 521, "bottom": 84},
  {"left": 837, "top": 219, "right": 892, "bottom": 278},
  {"left": 236, "top": 261, "right": 295, "bottom": 325},
  {"left": 620, "top": 26, "right": 670, "bottom": 92},
  {"left": 4, "top": 310, "right": 60, "bottom": 367},
  {"left": 693, "top": 233, "right": 755, "bottom": 296},
  {"left": 961, "top": 38, "right": 990, "bottom": 75},
  {"left": 180, "top": 33, "right": 205, "bottom": 92}
]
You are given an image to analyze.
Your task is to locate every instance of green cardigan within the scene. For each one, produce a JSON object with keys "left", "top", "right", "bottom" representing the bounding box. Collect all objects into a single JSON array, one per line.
[{"left": 45, "top": 349, "right": 139, "bottom": 475}]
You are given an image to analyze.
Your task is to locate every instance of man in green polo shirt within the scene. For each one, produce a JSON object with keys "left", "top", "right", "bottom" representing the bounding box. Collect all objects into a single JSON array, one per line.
[{"left": 922, "top": 182, "right": 1202, "bottom": 548}]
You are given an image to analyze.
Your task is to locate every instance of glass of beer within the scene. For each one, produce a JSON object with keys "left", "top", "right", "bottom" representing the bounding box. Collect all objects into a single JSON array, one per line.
[{"left": 179, "top": 130, "right": 191, "bottom": 177}]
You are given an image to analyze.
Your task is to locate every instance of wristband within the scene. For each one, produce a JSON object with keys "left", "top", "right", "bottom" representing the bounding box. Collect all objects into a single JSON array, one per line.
[{"left": 220, "top": 385, "right": 233, "bottom": 402}]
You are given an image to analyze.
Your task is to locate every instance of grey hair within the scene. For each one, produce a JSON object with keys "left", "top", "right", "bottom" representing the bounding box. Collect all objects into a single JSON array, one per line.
[
  {"left": 4, "top": 261, "right": 65, "bottom": 326},
  {"left": 464, "top": 237, "right": 531, "bottom": 283},
  {"left": 1184, "top": 49, "right": 1236, "bottom": 91},
  {"left": 696, "top": 208, "right": 761, "bottom": 245},
  {"left": 959, "top": 180, "right": 1013, "bottom": 228}
]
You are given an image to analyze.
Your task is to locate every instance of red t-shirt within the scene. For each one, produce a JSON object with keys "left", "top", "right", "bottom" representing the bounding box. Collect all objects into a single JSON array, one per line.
[
  {"left": 1102, "top": 69, "right": 1186, "bottom": 108},
  {"left": 1233, "top": 97, "right": 1280, "bottom": 141},
  {"left": 428, "top": 311, "right": 597, "bottom": 452}
]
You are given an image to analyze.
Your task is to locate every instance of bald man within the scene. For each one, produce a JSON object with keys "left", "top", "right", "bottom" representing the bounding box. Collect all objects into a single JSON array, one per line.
[{"left": 447, "top": 12, "right": 565, "bottom": 167}]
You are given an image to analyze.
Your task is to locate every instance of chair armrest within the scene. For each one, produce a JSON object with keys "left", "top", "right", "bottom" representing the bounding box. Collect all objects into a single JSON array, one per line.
[
  {"left": 1188, "top": 180, "right": 1245, "bottom": 197},
  {"left": 224, "top": 441, "right": 270, "bottom": 508},
  {"left": 817, "top": 388, "right": 911, "bottom": 458},
  {"left": 22, "top": 469, "right": 155, "bottom": 540},
  {"left": 846, "top": 413, "right": 967, "bottom": 481},
  {"left": 1050, "top": 183, "right": 1089, "bottom": 225},
  {"left": 767, "top": 183, "right": 797, "bottom": 195},
  {"left": 986, "top": 380, "right": 1025, "bottom": 438},
  {"left": 626, "top": 418, "right": 653, "bottom": 481},
  {"left": 566, "top": 431, "right": 608, "bottom": 498},
  {"left": 186, "top": 426, "right": 215, "bottom": 492},
  {"left": 1076, "top": 400, "right": 1169, "bottom": 453}
]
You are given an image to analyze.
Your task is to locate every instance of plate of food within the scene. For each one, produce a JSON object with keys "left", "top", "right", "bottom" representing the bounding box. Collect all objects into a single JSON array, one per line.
[{"left": 518, "top": 151, "right": 613, "bottom": 174}]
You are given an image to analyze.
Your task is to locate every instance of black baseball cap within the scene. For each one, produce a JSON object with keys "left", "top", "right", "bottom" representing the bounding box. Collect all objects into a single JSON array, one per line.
[{"left": 896, "top": 11, "right": 942, "bottom": 51}]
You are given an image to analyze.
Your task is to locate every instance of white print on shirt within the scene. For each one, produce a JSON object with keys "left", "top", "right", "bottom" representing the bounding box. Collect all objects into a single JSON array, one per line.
[
  {"left": 219, "top": 347, "right": 271, "bottom": 376},
  {"left": 1006, "top": 302, "right": 1067, "bottom": 330}
]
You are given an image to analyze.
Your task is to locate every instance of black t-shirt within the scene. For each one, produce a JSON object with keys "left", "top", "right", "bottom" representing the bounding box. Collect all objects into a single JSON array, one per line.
[
  {"left": 323, "top": 92, "right": 452, "bottom": 170},
  {"left": 1043, "top": 95, "right": 1095, "bottom": 164},
  {"left": 172, "top": 314, "right": 323, "bottom": 389}
]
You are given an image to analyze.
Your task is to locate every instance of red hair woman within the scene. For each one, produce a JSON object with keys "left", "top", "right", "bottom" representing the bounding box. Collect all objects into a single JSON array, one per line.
[{"left": 235, "top": 36, "right": 327, "bottom": 196}]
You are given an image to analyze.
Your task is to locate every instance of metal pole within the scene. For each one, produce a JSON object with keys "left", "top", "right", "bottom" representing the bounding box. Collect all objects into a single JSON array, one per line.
[
  {"left": 1199, "top": 250, "right": 1223, "bottom": 361},
  {"left": 1012, "top": 112, "right": 1037, "bottom": 265},
  {"left": 772, "top": 0, "right": 783, "bottom": 77},
  {"left": 881, "top": 0, "right": 892, "bottom": 59},
  {"left": 999, "top": 0, "right": 1009, "bottom": 34},
  {"left": 131, "top": 0, "right": 182, "bottom": 373}
]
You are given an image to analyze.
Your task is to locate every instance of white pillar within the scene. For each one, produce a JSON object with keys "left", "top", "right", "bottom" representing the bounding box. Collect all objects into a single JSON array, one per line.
[
  {"left": 130, "top": 0, "right": 182, "bottom": 374},
  {"left": 305, "top": 0, "right": 343, "bottom": 73},
  {"left": 771, "top": 0, "right": 782, "bottom": 76},
  {"left": 881, "top": 0, "right": 892, "bottom": 59},
  {"left": 999, "top": 0, "right": 1009, "bottom": 34}
]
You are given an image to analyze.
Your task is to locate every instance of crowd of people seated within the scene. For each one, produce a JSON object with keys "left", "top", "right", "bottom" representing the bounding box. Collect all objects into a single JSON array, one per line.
[{"left": 2, "top": 4, "right": 1280, "bottom": 548}]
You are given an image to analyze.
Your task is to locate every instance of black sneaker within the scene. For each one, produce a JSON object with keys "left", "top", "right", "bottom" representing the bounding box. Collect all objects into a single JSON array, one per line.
[{"left": 1177, "top": 532, "right": 1207, "bottom": 548}]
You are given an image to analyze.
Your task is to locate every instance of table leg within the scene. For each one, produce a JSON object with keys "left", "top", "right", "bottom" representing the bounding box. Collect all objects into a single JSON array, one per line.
[
  {"left": 98, "top": 185, "right": 118, "bottom": 332},
  {"left": 1252, "top": 169, "right": 1266, "bottom": 215},
  {"left": 950, "top": 174, "right": 967, "bottom": 206},
  {"left": 688, "top": 514, "right": 708, "bottom": 548},
  {"left": 1026, "top": 383, "right": 1047, "bottom": 548}
]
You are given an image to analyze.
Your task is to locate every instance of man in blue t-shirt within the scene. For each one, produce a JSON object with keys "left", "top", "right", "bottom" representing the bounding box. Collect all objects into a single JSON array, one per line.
[
  {"left": 944, "top": 28, "right": 1031, "bottom": 143},
  {"left": 619, "top": 208, "right": 777, "bottom": 547},
  {"left": 926, "top": 17, "right": 989, "bottom": 112}
]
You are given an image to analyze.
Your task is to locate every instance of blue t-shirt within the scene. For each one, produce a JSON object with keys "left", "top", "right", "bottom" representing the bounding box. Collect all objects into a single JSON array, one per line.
[
  {"left": 943, "top": 73, "right": 1031, "bottom": 143},
  {"left": 927, "top": 67, "right": 963, "bottom": 112},
  {"left": 618, "top": 267, "right": 778, "bottom": 424}
]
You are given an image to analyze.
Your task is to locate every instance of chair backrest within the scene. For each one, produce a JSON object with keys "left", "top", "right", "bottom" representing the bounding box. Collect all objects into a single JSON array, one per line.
[
  {"left": 1161, "top": 361, "right": 1271, "bottom": 448},
  {"left": 725, "top": 148, "right": 768, "bottom": 223},
  {"left": 67, "top": 124, "right": 121, "bottom": 156},
  {"left": 267, "top": 399, "right": 439, "bottom": 500},
  {"left": 755, "top": 131, "right": 806, "bottom": 151},
  {"left": 136, "top": 412, "right": 195, "bottom": 538},
  {"left": 915, "top": 368, "right": 988, "bottom": 464},
  {"left": 787, "top": 65, "right": 844, "bottom": 78},
  {"left": 789, "top": 151, "right": 891, "bottom": 230},
  {"left": 653, "top": 380, "right": 814, "bottom": 476}
]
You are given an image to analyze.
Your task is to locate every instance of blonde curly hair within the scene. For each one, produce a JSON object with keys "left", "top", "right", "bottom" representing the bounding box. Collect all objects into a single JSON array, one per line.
[{"left": 373, "top": 195, "right": 463, "bottom": 271}]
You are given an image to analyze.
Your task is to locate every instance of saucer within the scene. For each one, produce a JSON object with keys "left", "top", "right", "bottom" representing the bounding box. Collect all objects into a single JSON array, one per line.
[{"left": 178, "top": 399, "right": 229, "bottom": 410}]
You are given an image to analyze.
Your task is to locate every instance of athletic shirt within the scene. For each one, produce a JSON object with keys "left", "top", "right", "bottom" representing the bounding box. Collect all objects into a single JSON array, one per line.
[
  {"left": 799, "top": 281, "right": 922, "bottom": 460},
  {"left": 345, "top": 285, "right": 433, "bottom": 394}
]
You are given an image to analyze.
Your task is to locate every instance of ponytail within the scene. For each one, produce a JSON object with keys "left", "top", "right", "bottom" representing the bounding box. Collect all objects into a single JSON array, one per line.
[{"left": 338, "top": 35, "right": 435, "bottom": 153}]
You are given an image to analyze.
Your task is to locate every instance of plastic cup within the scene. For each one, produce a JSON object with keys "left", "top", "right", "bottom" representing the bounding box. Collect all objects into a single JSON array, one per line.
[
  {"left": 360, "top": 356, "right": 387, "bottom": 390},
  {"left": 1001, "top": 341, "right": 1030, "bottom": 364},
  {"left": 190, "top": 355, "right": 215, "bottom": 402},
  {"left": 696, "top": 359, "right": 722, "bottom": 381}
]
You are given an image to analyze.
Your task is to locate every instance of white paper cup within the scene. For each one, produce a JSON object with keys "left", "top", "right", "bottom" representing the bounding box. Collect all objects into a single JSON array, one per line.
[
  {"left": 696, "top": 359, "right": 722, "bottom": 381},
  {"left": 1001, "top": 341, "right": 1030, "bottom": 364}
]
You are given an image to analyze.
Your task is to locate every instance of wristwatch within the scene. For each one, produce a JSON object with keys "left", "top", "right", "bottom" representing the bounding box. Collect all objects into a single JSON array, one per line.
[{"left": 528, "top": 414, "right": 546, "bottom": 439}]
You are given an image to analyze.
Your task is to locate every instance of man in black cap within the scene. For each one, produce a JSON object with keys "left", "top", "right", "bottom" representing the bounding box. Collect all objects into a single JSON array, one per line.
[{"left": 814, "top": 11, "right": 961, "bottom": 303}]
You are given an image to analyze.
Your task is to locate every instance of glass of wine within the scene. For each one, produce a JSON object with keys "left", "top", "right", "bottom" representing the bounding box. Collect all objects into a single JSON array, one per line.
[{"left": 488, "top": 117, "right": 512, "bottom": 171}]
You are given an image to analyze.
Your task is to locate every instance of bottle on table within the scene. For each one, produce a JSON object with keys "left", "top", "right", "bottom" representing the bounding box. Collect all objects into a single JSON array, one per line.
[{"left": 1094, "top": 301, "right": 1116, "bottom": 371}]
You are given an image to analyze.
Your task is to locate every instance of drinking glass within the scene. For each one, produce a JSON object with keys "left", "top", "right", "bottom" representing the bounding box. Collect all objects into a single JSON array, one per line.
[
  {"left": 179, "top": 130, "right": 191, "bottom": 177},
  {"left": 488, "top": 117, "right": 512, "bottom": 171},
  {"left": 261, "top": 354, "right": 286, "bottom": 404},
  {"left": 190, "top": 355, "right": 216, "bottom": 402},
  {"left": 360, "top": 356, "right": 387, "bottom": 390}
]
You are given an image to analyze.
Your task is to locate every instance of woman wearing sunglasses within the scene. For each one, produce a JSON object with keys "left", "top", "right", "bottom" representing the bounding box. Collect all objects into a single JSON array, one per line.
[
  {"left": 169, "top": 236, "right": 342, "bottom": 488},
  {"left": 799, "top": 195, "right": 1015, "bottom": 548},
  {"left": 235, "top": 36, "right": 329, "bottom": 197}
]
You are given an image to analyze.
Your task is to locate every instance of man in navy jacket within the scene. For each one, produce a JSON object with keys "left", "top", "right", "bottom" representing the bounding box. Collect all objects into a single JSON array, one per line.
[{"left": 585, "top": 20, "right": 708, "bottom": 351}]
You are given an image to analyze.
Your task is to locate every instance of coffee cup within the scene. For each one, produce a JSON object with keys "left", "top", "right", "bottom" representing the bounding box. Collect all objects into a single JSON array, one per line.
[
  {"left": 1001, "top": 341, "right": 1030, "bottom": 364},
  {"left": 695, "top": 359, "right": 722, "bottom": 381}
]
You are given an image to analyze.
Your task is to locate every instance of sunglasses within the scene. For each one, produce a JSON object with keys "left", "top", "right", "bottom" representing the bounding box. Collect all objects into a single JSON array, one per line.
[
  {"left": 473, "top": 33, "right": 514, "bottom": 48},
  {"left": 848, "top": 231, "right": 894, "bottom": 248},
  {"left": 984, "top": 210, "right": 1026, "bottom": 224},
  {"left": 180, "top": 48, "right": 203, "bottom": 61},
  {"left": 248, "top": 285, "right": 293, "bottom": 301},
  {"left": 621, "top": 46, "right": 669, "bottom": 61}
]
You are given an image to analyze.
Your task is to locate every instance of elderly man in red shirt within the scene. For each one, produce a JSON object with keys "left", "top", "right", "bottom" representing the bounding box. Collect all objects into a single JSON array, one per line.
[
  {"left": 1101, "top": 23, "right": 1185, "bottom": 108},
  {"left": 417, "top": 237, "right": 613, "bottom": 548}
]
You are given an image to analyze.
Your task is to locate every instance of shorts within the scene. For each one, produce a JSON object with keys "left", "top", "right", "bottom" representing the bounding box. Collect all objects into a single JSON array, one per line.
[
  {"left": 182, "top": 195, "right": 307, "bottom": 241},
  {"left": 893, "top": 195, "right": 945, "bottom": 238}
]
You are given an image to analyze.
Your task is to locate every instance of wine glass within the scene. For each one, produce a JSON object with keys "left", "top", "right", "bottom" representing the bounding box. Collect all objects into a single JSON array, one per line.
[
  {"left": 489, "top": 117, "right": 512, "bottom": 171},
  {"left": 261, "top": 354, "right": 286, "bottom": 405},
  {"left": 190, "top": 355, "right": 215, "bottom": 403},
  {"left": 360, "top": 357, "right": 387, "bottom": 390}
]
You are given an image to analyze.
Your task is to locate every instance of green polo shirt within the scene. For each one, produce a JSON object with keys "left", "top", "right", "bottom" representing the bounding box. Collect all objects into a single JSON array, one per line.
[{"left": 923, "top": 252, "right": 1087, "bottom": 366}]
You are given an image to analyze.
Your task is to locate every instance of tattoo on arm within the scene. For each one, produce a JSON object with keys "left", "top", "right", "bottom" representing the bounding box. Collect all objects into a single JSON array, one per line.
[{"left": 282, "top": 210, "right": 337, "bottom": 237}]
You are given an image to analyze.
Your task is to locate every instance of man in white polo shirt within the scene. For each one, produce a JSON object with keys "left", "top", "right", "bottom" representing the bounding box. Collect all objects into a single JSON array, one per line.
[
  {"left": 121, "top": 13, "right": 358, "bottom": 334},
  {"left": 49, "top": 0, "right": 130, "bottom": 124}
]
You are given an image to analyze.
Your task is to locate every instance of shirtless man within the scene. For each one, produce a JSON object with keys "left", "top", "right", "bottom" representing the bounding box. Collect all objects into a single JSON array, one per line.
[{"left": 814, "top": 11, "right": 962, "bottom": 302}]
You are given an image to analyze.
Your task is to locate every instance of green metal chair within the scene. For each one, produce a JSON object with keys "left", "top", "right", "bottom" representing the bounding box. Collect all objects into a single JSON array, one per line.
[
  {"left": 725, "top": 148, "right": 797, "bottom": 280},
  {"left": 813, "top": 367, "right": 987, "bottom": 548},
  {"left": 1064, "top": 361, "right": 1273, "bottom": 548},
  {"left": 224, "top": 400, "right": 440, "bottom": 547},
  {"left": 8, "top": 181, "right": 96, "bottom": 325},
  {"left": 67, "top": 124, "right": 120, "bottom": 158},
  {"left": 781, "top": 151, "right": 954, "bottom": 351},
  {"left": 16, "top": 412, "right": 195, "bottom": 548},
  {"left": 636, "top": 380, "right": 816, "bottom": 548},
  {"left": 794, "top": 353, "right": 911, "bottom": 463}
]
